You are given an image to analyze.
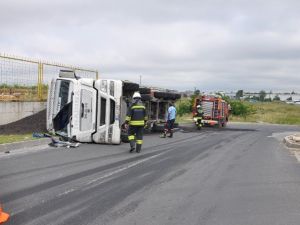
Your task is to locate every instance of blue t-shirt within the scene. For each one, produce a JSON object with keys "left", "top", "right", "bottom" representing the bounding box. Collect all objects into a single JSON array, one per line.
[{"left": 168, "top": 106, "right": 176, "bottom": 120}]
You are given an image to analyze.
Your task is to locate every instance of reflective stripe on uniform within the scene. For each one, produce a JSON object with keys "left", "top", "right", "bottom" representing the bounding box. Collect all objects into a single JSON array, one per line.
[
  {"left": 136, "top": 140, "right": 143, "bottom": 144},
  {"left": 128, "top": 135, "right": 135, "bottom": 141},
  {"left": 131, "top": 105, "right": 145, "bottom": 110},
  {"left": 129, "top": 121, "right": 145, "bottom": 126},
  {"left": 126, "top": 116, "right": 131, "bottom": 121}
]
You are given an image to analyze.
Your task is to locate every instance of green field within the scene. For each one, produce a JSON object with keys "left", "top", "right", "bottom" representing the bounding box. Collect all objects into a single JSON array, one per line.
[
  {"left": 230, "top": 102, "right": 300, "bottom": 125},
  {"left": 176, "top": 99, "right": 300, "bottom": 125}
]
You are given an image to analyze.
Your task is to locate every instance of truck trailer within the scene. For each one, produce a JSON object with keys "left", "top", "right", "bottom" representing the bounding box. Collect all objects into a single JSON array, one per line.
[{"left": 139, "top": 87, "right": 181, "bottom": 131}]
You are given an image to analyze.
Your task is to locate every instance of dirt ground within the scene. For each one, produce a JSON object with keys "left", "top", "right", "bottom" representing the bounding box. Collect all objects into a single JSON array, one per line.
[{"left": 0, "top": 109, "right": 47, "bottom": 135}]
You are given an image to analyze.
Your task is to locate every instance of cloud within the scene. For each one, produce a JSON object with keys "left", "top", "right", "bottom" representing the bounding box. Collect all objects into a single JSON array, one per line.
[{"left": 1, "top": 0, "right": 300, "bottom": 92}]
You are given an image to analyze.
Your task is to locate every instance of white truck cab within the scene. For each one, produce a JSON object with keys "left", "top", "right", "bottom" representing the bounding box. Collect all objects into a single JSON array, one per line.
[{"left": 47, "top": 70, "right": 137, "bottom": 144}]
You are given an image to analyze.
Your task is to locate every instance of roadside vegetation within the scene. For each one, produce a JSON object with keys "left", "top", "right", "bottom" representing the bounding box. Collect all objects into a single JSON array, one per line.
[
  {"left": 0, "top": 84, "right": 48, "bottom": 101},
  {"left": 0, "top": 134, "right": 34, "bottom": 144},
  {"left": 176, "top": 90, "right": 300, "bottom": 125},
  {"left": 230, "top": 102, "right": 300, "bottom": 125}
]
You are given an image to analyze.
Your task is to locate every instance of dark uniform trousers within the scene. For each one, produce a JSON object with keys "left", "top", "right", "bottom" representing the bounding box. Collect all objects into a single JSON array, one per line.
[{"left": 128, "top": 125, "right": 144, "bottom": 152}]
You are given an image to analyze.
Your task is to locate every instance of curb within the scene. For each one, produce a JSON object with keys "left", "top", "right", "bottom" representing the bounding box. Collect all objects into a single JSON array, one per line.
[
  {"left": 0, "top": 138, "right": 50, "bottom": 153},
  {"left": 283, "top": 135, "right": 300, "bottom": 149}
]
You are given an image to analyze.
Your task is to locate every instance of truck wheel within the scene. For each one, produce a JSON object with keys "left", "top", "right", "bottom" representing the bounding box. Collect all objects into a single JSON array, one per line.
[
  {"left": 141, "top": 94, "right": 151, "bottom": 101},
  {"left": 123, "top": 81, "right": 139, "bottom": 92},
  {"left": 174, "top": 93, "right": 181, "bottom": 100},
  {"left": 139, "top": 87, "right": 151, "bottom": 94},
  {"left": 154, "top": 92, "right": 173, "bottom": 100}
]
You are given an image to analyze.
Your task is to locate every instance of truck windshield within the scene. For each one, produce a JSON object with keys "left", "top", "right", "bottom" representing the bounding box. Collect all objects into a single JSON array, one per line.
[
  {"left": 53, "top": 79, "right": 74, "bottom": 135},
  {"left": 55, "top": 79, "right": 73, "bottom": 111}
]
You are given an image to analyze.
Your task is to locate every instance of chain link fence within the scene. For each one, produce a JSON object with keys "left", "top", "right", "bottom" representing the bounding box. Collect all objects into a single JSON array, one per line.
[{"left": 0, "top": 53, "right": 98, "bottom": 101}]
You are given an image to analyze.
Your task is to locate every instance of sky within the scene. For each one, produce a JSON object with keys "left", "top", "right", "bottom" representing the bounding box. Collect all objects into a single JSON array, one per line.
[{"left": 1, "top": 0, "right": 300, "bottom": 92}]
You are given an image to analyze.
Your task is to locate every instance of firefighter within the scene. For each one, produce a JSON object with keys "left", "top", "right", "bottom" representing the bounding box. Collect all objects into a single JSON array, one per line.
[
  {"left": 125, "top": 92, "right": 147, "bottom": 153},
  {"left": 196, "top": 104, "right": 204, "bottom": 117}
]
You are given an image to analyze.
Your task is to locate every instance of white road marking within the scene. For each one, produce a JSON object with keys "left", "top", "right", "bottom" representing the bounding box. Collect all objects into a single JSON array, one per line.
[
  {"left": 56, "top": 151, "right": 169, "bottom": 197},
  {"left": 86, "top": 152, "right": 165, "bottom": 185}
]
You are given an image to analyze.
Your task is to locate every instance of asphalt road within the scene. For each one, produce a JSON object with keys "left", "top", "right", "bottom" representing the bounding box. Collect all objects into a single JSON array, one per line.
[{"left": 1, "top": 123, "right": 300, "bottom": 225}]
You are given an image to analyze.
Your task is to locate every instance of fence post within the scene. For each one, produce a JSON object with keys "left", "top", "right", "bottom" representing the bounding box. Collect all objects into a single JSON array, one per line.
[
  {"left": 96, "top": 71, "right": 99, "bottom": 80},
  {"left": 37, "top": 62, "right": 43, "bottom": 101}
]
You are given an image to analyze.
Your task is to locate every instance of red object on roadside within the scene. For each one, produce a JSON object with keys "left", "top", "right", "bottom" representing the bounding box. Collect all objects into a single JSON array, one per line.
[{"left": 0, "top": 205, "right": 9, "bottom": 224}]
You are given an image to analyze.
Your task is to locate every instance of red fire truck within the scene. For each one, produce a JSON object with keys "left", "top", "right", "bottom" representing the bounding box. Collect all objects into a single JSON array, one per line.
[{"left": 193, "top": 95, "right": 230, "bottom": 128}]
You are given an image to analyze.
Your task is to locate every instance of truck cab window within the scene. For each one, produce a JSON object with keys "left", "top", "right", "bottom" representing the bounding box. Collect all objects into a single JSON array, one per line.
[
  {"left": 100, "top": 98, "right": 106, "bottom": 126},
  {"left": 110, "top": 99, "right": 115, "bottom": 124}
]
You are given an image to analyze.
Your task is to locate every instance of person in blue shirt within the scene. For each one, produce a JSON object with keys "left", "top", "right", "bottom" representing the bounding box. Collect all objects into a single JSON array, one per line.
[{"left": 161, "top": 102, "right": 177, "bottom": 138}]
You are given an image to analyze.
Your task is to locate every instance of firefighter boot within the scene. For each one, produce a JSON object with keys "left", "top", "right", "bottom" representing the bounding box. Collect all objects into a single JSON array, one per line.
[
  {"left": 136, "top": 144, "right": 142, "bottom": 153},
  {"left": 129, "top": 141, "right": 135, "bottom": 153}
]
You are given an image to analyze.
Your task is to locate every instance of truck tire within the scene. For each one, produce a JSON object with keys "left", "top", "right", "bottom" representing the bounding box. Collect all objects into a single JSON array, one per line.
[
  {"left": 139, "top": 87, "right": 151, "bottom": 94},
  {"left": 141, "top": 94, "right": 151, "bottom": 101},
  {"left": 174, "top": 93, "right": 181, "bottom": 100},
  {"left": 123, "top": 81, "right": 139, "bottom": 92},
  {"left": 153, "top": 92, "right": 173, "bottom": 100}
]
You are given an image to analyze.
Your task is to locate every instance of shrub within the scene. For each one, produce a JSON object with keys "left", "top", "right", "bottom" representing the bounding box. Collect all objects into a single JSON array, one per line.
[
  {"left": 230, "top": 100, "right": 256, "bottom": 118},
  {"left": 176, "top": 98, "right": 192, "bottom": 117}
]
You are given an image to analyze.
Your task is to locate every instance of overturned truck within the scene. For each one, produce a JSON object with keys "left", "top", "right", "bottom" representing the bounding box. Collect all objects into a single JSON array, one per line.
[
  {"left": 139, "top": 87, "right": 181, "bottom": 131},
  {"left": 47, "top": 70, "right": 181, "bottom": 144}
]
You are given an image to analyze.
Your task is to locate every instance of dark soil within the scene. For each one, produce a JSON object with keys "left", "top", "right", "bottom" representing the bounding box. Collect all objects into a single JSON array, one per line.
[{"left": 0, "top": 109, "right": 47, "bottom": 135}]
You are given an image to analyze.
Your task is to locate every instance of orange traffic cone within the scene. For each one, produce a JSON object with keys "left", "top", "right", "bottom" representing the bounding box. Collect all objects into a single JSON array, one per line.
[{"left": 0, "top": 205, "right": 9, "bottom": 224}]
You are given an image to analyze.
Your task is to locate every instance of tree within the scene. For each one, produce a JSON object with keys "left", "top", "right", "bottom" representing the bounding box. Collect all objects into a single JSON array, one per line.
[
  {"left": 259, "top": 90, "right": 266, "bottom": 101},
  {"left": 273, "top": 95, "right": 281, "bottom": 101},
  {"left": 235, "top": 90, "right": 243, "bottom": 99}
]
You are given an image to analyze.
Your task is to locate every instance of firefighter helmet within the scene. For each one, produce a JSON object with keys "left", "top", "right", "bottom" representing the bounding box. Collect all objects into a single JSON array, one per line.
[{"left": 133, "top": 92, "right": 141, "bottom": 99}]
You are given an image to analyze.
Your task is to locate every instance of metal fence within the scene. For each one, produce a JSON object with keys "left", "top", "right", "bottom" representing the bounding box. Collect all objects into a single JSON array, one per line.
[{"left": 0, "top": 53, "right": 99, "bottom": 101}]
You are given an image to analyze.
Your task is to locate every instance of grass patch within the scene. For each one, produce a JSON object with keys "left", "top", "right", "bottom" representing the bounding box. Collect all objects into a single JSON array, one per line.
[
  {"left": 230, "top": 102, "right": 300, "bottom": 125},
  {"left": 0, "top": 134, "right": 34, "bottom": 144},
  {"left": 176, "top": 113, "right": 193, "bottom": 123}
]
